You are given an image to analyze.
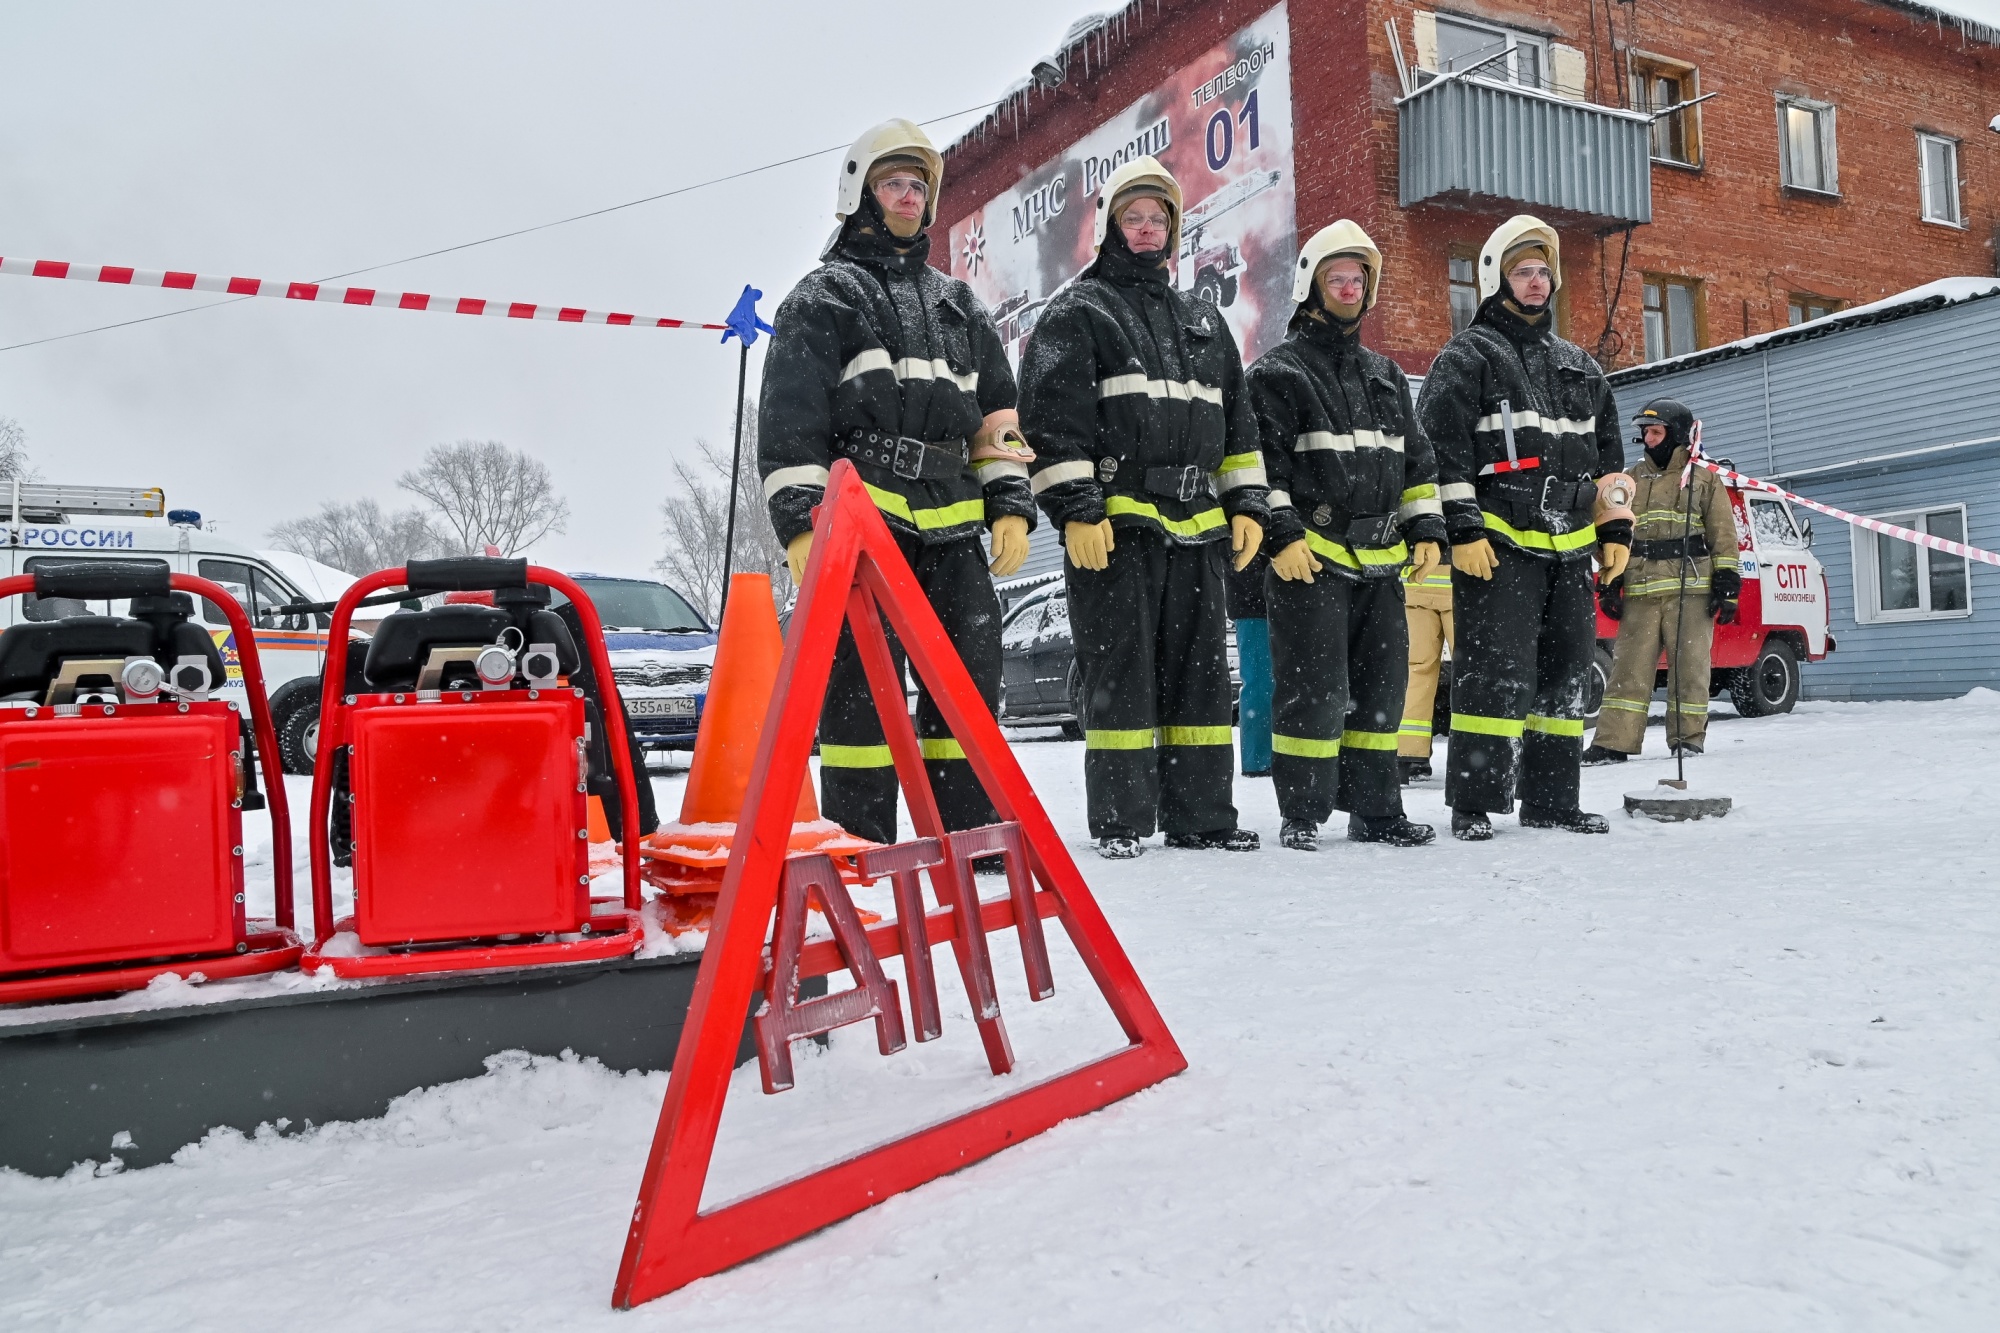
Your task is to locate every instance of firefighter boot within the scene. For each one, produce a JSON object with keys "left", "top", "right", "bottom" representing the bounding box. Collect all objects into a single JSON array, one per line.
[
  {"left": 1519, "top": 803, "right": 1611, "bottom": 834},
  {"left": 1098, "top": 836, "right": 1144, "bottom": 860},
  {"left": 1451, "top": 808, "right": 1494, "bottom": 842},
  {"left": 1399, "top": 757, "right": 1433, "bottom": 784},
  {"left": 1580, "top": 744, "right": 1628, "bottom": 766},
  {"left": 1165, "top": 828, "right": 1261, "bottom": 851},
  {"left": 1280, "top": 819, "right": 1319, "bottom": 852},
  {"left": 1348, "top": 813, "right": 1436, "bottom": 847}
]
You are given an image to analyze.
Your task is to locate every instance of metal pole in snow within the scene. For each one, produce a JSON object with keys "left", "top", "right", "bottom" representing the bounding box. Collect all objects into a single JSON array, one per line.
[{"left": 717, "top": 340, "right": 749, "bottom": 623}]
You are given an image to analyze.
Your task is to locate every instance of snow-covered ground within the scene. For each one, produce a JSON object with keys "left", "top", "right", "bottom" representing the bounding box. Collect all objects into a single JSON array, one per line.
[{"left": 5, "top": 696, "right": 1999, "bottom": 1329}]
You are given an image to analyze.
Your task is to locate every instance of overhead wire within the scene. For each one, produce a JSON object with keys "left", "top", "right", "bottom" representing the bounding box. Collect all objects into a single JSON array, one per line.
[{"left": 0, "top": 98, "right": 1006, "bottom": 355}]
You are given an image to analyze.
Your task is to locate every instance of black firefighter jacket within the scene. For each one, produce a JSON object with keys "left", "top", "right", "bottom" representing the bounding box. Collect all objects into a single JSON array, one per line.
[
  {"left": 1017, "top": 238, "right": 1267, "bottom": 545},
  {"left": 1416, "top": 296, "right": 1625, "bottom": 562},
  {"left": 758, "top": 214, "right": 1035, "bottom": 548},
  {"left": 1247, "top": 315, "right": 1446, "bottom": 579}
]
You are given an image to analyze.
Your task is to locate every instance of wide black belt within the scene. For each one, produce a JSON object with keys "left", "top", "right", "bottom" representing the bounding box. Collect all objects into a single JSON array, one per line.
[
  {"left": 1633, "top": 534, "right": 1710, "bottom": 561},
  {"left": 1141, "top": 464, "right": 1214, "bottom": 504},
  {"left": 1478, "top": 473, "right": 1597, "bottom": 515},
  {"left": 842, "top": 430, "right": 968, "bottom": 481}
]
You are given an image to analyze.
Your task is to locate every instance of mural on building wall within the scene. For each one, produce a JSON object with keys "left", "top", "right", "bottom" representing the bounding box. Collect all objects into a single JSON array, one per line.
[{"left": 949, "top": 2, "right": 1297, "bottom": 366}]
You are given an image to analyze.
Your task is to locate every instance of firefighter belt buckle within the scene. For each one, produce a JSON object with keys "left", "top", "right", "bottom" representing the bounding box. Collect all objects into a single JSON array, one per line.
[
  {"left": 889, "top": 436, "right": 927, "bottom": 481},
  {"left": 1176, "top": 466, "right": 1205, "bottom": 503}
]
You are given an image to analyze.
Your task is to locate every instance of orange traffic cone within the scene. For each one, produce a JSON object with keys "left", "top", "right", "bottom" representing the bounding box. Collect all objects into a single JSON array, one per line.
[{"left": 640, "top": 573, "right": 874, "bottom": 904}]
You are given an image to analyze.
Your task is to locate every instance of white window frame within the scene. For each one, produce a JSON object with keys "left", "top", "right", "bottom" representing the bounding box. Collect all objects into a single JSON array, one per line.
[
  {"left": 1776, "top": 95, "right": 1839, "bottom": 197},
  {"left": 1918, "top": 132, "right": 1964, "bottom": 228},
  {"left": 1432, "top": 12, "right": 1550, "bottom": 91},
  {"left": 1850, "top": 502, "right": 1974, "bottom": 625}
]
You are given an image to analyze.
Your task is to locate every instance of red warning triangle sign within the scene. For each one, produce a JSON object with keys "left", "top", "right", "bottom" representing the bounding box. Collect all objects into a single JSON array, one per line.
[{"left": 612, "top": 460, "right": 1187, "bottom": 1307}]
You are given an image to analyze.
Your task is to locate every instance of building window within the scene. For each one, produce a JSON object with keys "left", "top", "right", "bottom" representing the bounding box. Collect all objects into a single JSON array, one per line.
[
  {"left": 1641, "top": 276, "right": 1702, "bottom": 362},
  {"left": 1629, "top": 53, "right": 1701, "bottom": 166},
  {"left": 1433, "top": 13, "right": 1549, "bottom": 90},
  {"left": 1788, "top": 294, "right": 1844, "bottom": 326},
  {"left": 1448, "top": 251, "right": 1478, "bottom": 333},
  {"left": 1777, "top": 96, "right": 1839, "bottom": 195},
  {"left": 1919, "top": 133, "right": 1963, "bottom": 226},
  {"left": 1855, "top": 506, "right": 1971, "bottom": 623}
]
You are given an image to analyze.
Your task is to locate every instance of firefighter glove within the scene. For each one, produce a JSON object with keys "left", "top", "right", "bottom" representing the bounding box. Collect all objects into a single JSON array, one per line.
[
  {"left": 1230, "top": 514, "right": 1264, "bottom": 571},
  {"left": 1452, "top": 538, "right": 1497, "bottom": 580},
  {"left": 1064, "top": 519, "right": 1116, "bottom": 571},
  {"left": 786, "top": 531, "right": 813, "bottom": 587},
  {"left": 1599, "top": 575, "right": 1626, "bottom": 621},
  {"left": 1597, "top": 541, "right": 1630, "bottom": 584},
  {"left": 1710, "top": 566, "right": 1742, "bottom": 624},
  {"left": 1271, "top": 539, "right": 1321, "bottom": 583},
  {"left": 1408, "top": 541, "right": 1442, "bottom": 584},
  {"left": 987, "top": 515, "right": 1030, "bottom": 577}
]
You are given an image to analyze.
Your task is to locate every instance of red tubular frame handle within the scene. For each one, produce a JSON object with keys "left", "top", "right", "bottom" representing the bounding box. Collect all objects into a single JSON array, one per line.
[
  {"left": 308, "top": 565, "right": 643, "bottom": 946},
  {"left": 0, "top": 572, "right": 294, "bottom": 931}
]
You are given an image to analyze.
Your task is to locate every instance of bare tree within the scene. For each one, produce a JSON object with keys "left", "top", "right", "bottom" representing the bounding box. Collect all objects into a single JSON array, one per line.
[
  {"left": 0, "top": 418, "right": 34, "bottom": 482},
  {"left": 656, "top": 421, "right": 787, "bottom": 618},
  {"left": 396, "top": 440, "right": 570, "bottom": 557},
  {"left": 268, "top": 498, "right": 441, "bottom": 575}
]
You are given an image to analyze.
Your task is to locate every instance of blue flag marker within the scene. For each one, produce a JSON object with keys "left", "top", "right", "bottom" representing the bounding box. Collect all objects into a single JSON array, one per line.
[{"left": 721, "top": 285, "right": 774, "bottom": 346}]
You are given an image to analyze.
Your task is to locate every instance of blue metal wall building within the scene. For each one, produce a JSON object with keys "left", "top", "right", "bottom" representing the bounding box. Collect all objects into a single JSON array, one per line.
[{"left": 1609, "top": 280, "right": 2000, "bottom": 701}]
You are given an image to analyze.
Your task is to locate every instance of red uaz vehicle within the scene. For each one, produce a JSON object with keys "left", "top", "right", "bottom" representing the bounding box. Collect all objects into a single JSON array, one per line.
[{"left": 1592, "top": 469, "right": 1835, "bottom": 717}]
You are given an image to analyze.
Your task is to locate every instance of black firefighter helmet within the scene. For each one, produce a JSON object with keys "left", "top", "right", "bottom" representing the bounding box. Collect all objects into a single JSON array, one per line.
[{"left": 1632, "top": 398, "right": 1694, "bottom": 449}]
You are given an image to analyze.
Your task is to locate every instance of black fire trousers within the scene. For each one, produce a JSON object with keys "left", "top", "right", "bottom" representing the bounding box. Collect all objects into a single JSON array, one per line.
[
  {"left": 818, "top": 529, "right": 1001, "bottom": 845},
  {"left": 1065, "top": 530, "right": 1238, "bottom": 841},
  {"left": 1445, "top": 543, "right": 1596, "bottom": 814},
  {"left": 1265, "top": 570, "right": 1408, "bottom": 824}
]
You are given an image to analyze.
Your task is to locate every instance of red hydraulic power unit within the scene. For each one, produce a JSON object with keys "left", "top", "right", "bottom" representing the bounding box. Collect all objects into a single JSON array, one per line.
[
  {"left": 302, "top": 558, "right": 643, "bottom": 978},
  {"left": 0, "top": 561, "right": 302, "bottom": 1003}
]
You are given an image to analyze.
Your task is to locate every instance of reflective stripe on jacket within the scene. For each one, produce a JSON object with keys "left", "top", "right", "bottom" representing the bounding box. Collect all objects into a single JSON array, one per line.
[{"left": 1623, "top": 445, "right": 1741, "bottom": 596}]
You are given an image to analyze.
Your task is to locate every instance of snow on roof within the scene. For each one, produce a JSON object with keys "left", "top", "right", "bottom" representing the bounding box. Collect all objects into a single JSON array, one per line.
[
  {"left": 1875, "top": 0, "right": 2000, "bottom": 46},
  {"left": 943, "top": 2, "right": 1154, "bottom": 159},
  {"left": 258, "top": 548, "right": 357, "bottom": 601},
  {"left": 1611, "top": 277, "right": 2000, "bottom": 385}
]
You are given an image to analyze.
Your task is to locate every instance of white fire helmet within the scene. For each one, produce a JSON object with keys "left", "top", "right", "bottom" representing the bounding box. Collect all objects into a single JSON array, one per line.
[
  {"left": 835, "top": 119, "right": 945, "bottom": 229},
  {"left": 1477, "top": 214, "right": 1562, "bottom": 302},
  {"left": 1092, "top": 156, "right": 1183, "bottom": 256},
  {"left": 1291, "top": 220, "right": 1383, "bottom": 312}
]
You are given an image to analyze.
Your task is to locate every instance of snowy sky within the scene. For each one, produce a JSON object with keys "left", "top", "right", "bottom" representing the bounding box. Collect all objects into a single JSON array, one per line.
[{"left": 2, "top": 1, "right": 1996, "bottom": 579}]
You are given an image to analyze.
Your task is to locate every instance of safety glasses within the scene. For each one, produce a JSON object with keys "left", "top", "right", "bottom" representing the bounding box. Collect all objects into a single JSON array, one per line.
[{"left": 874, "top": 175, "right": 930, "bottom": 202}]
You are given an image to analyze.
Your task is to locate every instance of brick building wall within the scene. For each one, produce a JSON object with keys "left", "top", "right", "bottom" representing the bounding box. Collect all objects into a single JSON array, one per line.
[{"left": 936, "top": 0, "right": 1997, "bottom": 376}]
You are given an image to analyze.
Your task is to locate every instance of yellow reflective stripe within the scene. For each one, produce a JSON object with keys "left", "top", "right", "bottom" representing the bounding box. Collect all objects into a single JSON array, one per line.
[
  {"left": 1304, "top": 530, "right": 1409, "bottom": 570},
  {"left": 1104, "top": 494, "right": 1227, "bottom": 537},
  {"left": 819, "top": 743, "right": 895, "bottom": 768},
  {"left": 1482, "top": 511, "right": 1599, "bottom": 553},
  {"left": 1398, "top": 719, "right": 1433, "bottom": 736},
  {"left": 863, "top": 483, "right": 985, "bottom": 531},
  {"left": 1272, "top": 733, "right": 1339, "bottom": 758},
  {"left": 1598, "top": 697, "right": 1650, "bottom": 714},
  {"left": 1452, "top": 714, "right": 1525, "bottom": 738},
  {"left": 1340, "top": 729, "right": 1399, "bottom": 751},
  {"left": 1161, "top": 725, "right": 1232, "bottom": 746},
  {"left": 920, "top": 737, "right": 967, "bottom": 760},
  {"left": 1637, "top": 510, "right": 1704, "bottom": 525},
  {"left": 1086, "top": 728, "right": 1157, "bottom": 750},
  {"left": 1218, "top": 452, "right": 1263, "bottom": 474},
  {"left": 1626, "top": 578, "right": 1712, "bottom": 597},
  {"left": 1304, "top": 531, "right": 1362, "bottom": 570},
  {"left": 1524, "top": 714, "right": 1586, "bottom": 737},
  {"left": 1400, "top": 484, "right": 1438, "bottom": 503},
  {"left": 1402, "top": 567, "right": 1453, "bottom": 586}
]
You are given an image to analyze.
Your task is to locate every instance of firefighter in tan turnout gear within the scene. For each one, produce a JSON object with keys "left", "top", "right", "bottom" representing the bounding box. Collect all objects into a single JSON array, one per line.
[
  {"left": 1415, "top": 215, "right": 1632, "bottom": 841},
  {"left": 1019, "top": 156, "right": 1268, "bottom": 860},
  {"left": 758, "top": 119, "right": 1035, "bottom": 845},
  {"left": 1248, "top": 222, "right": 1443, "bottom": 850},
  {"left": 1584, "top": 398, "right": 1741, "bottom": 763},
  {"left": 1398, "top": 549, "right": 1454, "bottom": 782}
]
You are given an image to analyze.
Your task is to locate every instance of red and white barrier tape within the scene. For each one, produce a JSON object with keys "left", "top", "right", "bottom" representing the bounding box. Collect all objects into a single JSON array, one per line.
[
  {"left": 1693, "top": 449, "right": 2000, "bottom": 569},
  {"left": 0, "top": 255, "right": 726, "bottom": 330}
]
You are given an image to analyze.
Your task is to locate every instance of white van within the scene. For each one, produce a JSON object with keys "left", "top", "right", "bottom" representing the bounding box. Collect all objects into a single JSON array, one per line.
[{"left": 3, "top": 483, "right": 335, "bottom": 769}]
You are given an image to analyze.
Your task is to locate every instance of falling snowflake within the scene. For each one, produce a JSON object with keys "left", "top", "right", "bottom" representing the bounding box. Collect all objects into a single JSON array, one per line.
[{"left": 961, "top": 222, "right": 986, "bottom": 276}]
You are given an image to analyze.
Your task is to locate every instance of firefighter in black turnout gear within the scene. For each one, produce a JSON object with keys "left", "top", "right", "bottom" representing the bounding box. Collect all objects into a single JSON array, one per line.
[
  {"left": 1019, "top": 156, "right": 1268, "bottom": 860},
  {"left": 1249, "top": 222, "right": 1444, "bottom": 851},
  {"left": 1415, "top": 216, "right": 1631, "bottom": 841},
  {"left": 758, "top": 119, "right": 1036, "bottom": 844}
]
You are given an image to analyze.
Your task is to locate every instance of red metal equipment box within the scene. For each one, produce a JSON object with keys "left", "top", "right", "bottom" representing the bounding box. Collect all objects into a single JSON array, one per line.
[
  {"left": 348, "top": 691, "right": 590, "bottom": 946},
  {"left": 0, "top": 703, "right": 243, "bottom": 972}
]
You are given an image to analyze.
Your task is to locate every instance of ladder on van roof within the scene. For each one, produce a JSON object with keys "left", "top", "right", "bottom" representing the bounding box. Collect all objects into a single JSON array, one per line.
[{"left": 8, "top": 480, "right": 166, "bottom": 523}]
